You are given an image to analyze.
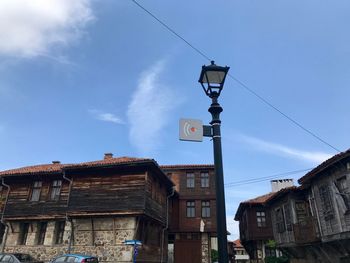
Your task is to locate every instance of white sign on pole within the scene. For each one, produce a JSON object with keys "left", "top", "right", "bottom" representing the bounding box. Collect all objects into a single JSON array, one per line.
[{"left": 179, "top": 119, "right": 203, "bottom": 142}]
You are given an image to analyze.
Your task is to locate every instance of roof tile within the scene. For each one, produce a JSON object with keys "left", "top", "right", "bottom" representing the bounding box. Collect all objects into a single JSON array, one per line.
[
  {"left": 298, "top": 148, "right": 350, "bottom": 184},
  {"left": 0, "top": 157, "right": 153, "bottom": 176}
]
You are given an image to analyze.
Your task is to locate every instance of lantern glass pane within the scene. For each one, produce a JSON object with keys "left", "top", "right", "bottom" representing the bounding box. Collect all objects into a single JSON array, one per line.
[{"left": 202, "top": 70, "right": 226, "bottom": 84}]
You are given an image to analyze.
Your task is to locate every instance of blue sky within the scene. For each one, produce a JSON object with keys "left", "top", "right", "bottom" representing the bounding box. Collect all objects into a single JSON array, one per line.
[{"left": 1, "top": 0, "right": 350, "bottom": 239}]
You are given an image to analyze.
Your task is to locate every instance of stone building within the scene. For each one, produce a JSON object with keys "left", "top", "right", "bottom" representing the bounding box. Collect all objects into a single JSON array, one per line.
[{"left": 0, "top": 155, "right": 174, "bottom": 263}]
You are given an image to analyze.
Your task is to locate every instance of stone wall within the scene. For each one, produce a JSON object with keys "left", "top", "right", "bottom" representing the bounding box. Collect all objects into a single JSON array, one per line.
[
  {"left": 3, "top": 216, "right": 163, "bottom": 263},
  {"left": 201, "top": 233, "right": 210, "bottom": 263}
]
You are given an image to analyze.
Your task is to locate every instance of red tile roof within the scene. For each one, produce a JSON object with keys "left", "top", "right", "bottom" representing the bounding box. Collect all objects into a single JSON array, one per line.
[
  {"left": 0, "top": 157, "right": 154, "bottom": 176},
  {"left": 233, "top": 239, "right": 243, "bottom": 248},
  {"left": 298, "top": 148, "right": 350, "bottom": 185},
  {"left": 241, "top": 192, "right": 276, "bottom": 205},
  {"left": 67, "top": 157, "right": 153, "bottom": 170},
  {"left": 161, "top": 164, "right": 214, "bottom": 169},
  {"left": 0, "top": 163, "right": 65, "bottom": 176},
  {"left": 234, "top": 187, "right": 297, "bottom": 221}
]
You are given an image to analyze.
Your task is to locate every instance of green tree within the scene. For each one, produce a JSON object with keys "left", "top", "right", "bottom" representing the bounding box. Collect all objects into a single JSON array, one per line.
[{"left": 211, "top": 249, "right": 218, "bottom": 262}]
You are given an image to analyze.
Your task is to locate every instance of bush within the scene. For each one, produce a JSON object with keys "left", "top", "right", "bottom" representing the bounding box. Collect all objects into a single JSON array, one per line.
[{"left": 211, "top": 249, "right": 218, "bottom": 262}]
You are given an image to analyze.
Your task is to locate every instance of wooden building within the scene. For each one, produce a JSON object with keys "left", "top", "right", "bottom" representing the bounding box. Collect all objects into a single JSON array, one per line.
[
  {"left": 161, "top": 164, "right": 217, "bottom": 263},
  {"left": 0, "top": 154, "right": 174, "bottom": 263},
  {"left": 232, "top": 239, "right": 249, "bottom": 263},
  {"left": 236, "top": 149, "right": 350, "bottom": 263},
  {"left": 235, "top": 180, "right": 293, "bottom": 262},
  {"left": 265, "top": 186, "right": 320, "bottom": 262},
  {"left": 234, "top": 192, "right": 277, "bottom": 262},
  {"left": 266, "top": 149, "right": 350, "bottom": 263}
]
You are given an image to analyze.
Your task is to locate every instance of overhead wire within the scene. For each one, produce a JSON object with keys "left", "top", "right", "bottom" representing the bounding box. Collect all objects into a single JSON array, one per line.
[
  {"left": 224, "top": 168, "right": 312, "bottom": 188},
  {"left": 130, "top": 0, "right": 341, "bottom": 153}
]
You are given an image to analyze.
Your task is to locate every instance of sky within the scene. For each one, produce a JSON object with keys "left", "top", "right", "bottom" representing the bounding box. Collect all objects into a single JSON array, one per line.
[{"left": 1, "top": 0, "right": 350, "bottom": 240}]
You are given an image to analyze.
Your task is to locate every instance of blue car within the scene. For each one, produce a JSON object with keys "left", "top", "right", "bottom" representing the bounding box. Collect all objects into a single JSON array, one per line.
[{"left": 49, "top": 254, "right": 98, "bottom": 263}]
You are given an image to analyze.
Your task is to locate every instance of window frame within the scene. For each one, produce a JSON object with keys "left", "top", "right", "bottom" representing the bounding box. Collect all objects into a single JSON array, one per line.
[
  {"left": 50, "top": 180, "right": 62, "bottom": 201},
  {"left": 54, "top": 221, "right": 65, "bottom": 244},
  {"left": 30, "top": 181, "right": 42, "bottom": 202},
  {"left": 201, "top": 201, "right": 211, "bottom": 218},
  {"left": 186, "top": 201, "right": 195, "bottom": 218},
  {"left": 37, "top": 222, "right": 47, "bottom": 245},
  {"left": 18, "top": 223, "right": 29, "bottom": 245},
  {"left": 275, "top": 207, "right": 286, "bottom": 233},
  {"left": 319, "top": 184, "right": 334, "bottom": 220},
  {"left": 200, "top": 172, "right": 209, "bottom": 188},
  {"left": 256, "top": 211, "right": 266, "bottom": 228},
  {"left": 186, "top": 173, "right": 195, "bottom": 188}
]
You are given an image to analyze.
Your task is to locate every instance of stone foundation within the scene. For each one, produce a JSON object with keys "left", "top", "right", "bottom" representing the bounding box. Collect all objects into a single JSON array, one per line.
[{"left": 3, "top": 217, "right": 163, "bottom": 263}]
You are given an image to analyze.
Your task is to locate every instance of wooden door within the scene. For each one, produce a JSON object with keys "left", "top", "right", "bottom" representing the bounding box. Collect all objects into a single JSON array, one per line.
[{"left": 174, "top": 239, "right": 201, "bottom": 263}]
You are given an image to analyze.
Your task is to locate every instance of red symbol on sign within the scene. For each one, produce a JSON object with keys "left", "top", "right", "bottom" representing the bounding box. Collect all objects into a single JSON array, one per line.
[{"left": 190, "top": 127, "right": 196, "bottom": 133}]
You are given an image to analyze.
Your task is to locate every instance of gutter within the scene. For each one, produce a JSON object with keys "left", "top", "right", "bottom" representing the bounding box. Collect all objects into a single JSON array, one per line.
[
  {"left": 62, "top": 170, "right": 74, "bottom": 253},
  {"left": 160, "top": 187, "right": 175, "bottom": 263}
]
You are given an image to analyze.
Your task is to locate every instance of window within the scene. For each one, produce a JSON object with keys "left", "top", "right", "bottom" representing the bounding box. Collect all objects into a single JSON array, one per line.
[
  {"left": 1, "top": 255, "right": 14, "bottom": 262},
  {"left": 265, "top": 247, "right": 276, "bottom": 257},
  {"left": 295, "top": 201, "right": 308, "bottom": 225},
  {"left": 201, "top": 201, "right": 210, "bottom": 217},
  {"left": 200, "top": 172, "right": 209, "bottom": 188},
  {"left": 335, "top": 176, "right": 350, "bottom": 211},
  {"left": 37, "top": 222, "right": 47, "bottom": 245},
  {"left": 275, "top": 208, "right": 285, "bottom": 233},
  {"left": 50, "top": 180, "right": 62, "bottom": 201},
  {"left": 18, "top": 223, "right": 29, "bottom": 245},
  {"left": 30, "top": 181, "right": 42, "bottom": 201},
  {"left": 256, "top": 211, "right": 266, "bottom": 227},
  {"left": 186, "top": 173, "right": 195, "bottom": 188},
  {"left": 319, "top": 184, "right": 334, "bottom": 220},
  {"left": 284, "top": 204, "right": 293, "bottom": 230},
  {"left": 54, "top": 221, "right": 65, "bottom": 244},
  {"left": 186, "top": 201, "right": 195, "bottom": 217}
]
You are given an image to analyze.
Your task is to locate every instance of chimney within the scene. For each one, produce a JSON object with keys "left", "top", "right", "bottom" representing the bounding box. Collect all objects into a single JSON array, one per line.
[
  {"left": 52, "top": 161, "right": 61, "bottom": 164},
  {"left": 104, "top": 153, "right": 113, "bottom": 160},
  {"left": 271, "top": 179, "right": 294, "bottom": 192}
]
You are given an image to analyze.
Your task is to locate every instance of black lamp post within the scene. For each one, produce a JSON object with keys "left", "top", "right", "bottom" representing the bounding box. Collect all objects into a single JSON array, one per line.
[{"left": 199, "top": 61, "right": 230, "bottom": 263}]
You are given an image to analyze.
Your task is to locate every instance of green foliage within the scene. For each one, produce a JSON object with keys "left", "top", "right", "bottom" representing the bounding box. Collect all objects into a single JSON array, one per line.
[
  {"left": 211, "top": 249, "right": 218, "bottom": 262},
  {"left": 266, "top": 239, "right": 277, "bottom": 248}
]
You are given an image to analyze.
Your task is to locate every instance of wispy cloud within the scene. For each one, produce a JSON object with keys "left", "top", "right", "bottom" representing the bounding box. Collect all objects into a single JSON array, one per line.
[
  {"left": 0, "top": 0, "right": 94, "bottom": 59},
  {"left": 89, "top": 110, "right": 124, "bottom": 124},
  {"left": 238, "top": 134, "right": 332, "bottom": 164},
  {"left": 127, "top": 60, "right": 180, "bottom": 154}
]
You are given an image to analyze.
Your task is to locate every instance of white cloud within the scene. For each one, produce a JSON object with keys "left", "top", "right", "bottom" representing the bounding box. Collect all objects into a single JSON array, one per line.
[
  {"left": 89, "top": 110, "right": 124, "bottom": 124},
  {"left": 238, "top": 134, "right": 332, "bottom": 164},
  {"left": 127, "top": 60, "right": 179, "bottom": 154},
  {"left": 0, "top": 0, "right": 93, "bottom": 58}
]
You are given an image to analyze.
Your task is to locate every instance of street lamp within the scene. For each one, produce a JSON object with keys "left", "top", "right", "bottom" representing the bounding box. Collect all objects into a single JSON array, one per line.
[{"left": 199, "top": 61, "right": 230, "bottom": 263}]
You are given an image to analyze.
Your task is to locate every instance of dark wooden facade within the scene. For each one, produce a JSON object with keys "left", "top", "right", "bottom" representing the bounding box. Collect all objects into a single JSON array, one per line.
[
  {"left": 0, "top": 156, "right": 174, "bottom": 263},
  {"left": 162, "top": 164, "right": 216, "bottom": 263},
  {"left": 3, "top": 174, "right": 70, "bottom": 220},
  {"left": 162, "top": 165, "right": 217, "bottom": 233},
  {"left": 235, "top": 193, "right": 276, "bottom": 262}
]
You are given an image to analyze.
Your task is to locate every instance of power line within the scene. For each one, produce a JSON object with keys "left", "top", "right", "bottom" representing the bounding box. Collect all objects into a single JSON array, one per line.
[
  {"left": 130, "top": 0, "right": 341, "bottom": 153},
  {"left": 227, "top": 73, "right": 341, "bottom": 153},
  {"left": 131, "top": 0, "right": 212, "bottom": 62},
  {"left": 224, "top": 168, "right": 312, "bottom": 188}
]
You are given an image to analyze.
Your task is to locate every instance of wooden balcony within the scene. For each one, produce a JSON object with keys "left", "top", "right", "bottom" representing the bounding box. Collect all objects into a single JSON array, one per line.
[{"left": 293, "top": 217, "right": 319, "bottom": 244}]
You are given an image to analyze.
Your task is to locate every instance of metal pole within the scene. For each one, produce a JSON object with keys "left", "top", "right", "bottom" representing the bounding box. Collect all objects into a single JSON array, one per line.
[{"left": 208, "top": 93, "right": 228, "bottom": 263}]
